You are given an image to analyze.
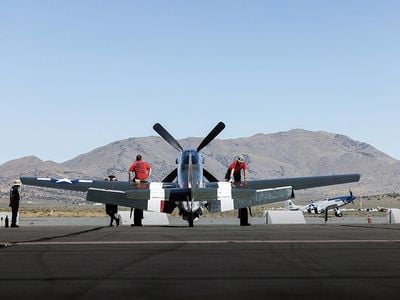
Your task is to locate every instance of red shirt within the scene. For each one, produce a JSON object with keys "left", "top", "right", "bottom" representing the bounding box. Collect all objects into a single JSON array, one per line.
[
  {"left": 229, "top": 160, "right": 246, "bottom": 173},
  {"left": 129, "top": 161, "right": 151, "bottom": 180}
]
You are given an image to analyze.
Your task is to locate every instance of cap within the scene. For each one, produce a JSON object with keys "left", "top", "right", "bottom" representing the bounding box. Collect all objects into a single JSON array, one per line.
[
  {"left": 237, "top": 155, "right": 244, "bottom": 162},
  {"left": 13, "top": 179, "right": 21, "bottom": 186},
  {"left": 136, "top": 154, "right": 142, "bottom": 161},
  {"left": 106, "top": 175, "right": 116, "bottom": 181}
]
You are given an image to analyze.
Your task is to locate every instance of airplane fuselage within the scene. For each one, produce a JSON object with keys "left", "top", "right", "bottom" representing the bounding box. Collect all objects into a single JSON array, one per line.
[
  {"left": 176, "top": 149, "right": 207, "bottom": 224},
  {"left": 177, "top": 149, "right": 204, "bottom": 189},
  {"left": 306, "top": 195, "right": 356, "bottom": 216}
]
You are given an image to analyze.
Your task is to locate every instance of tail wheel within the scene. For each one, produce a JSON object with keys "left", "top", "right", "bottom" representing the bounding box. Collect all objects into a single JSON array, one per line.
[{"left": 188, "top": 212, "right": 194, "bottom": 227}]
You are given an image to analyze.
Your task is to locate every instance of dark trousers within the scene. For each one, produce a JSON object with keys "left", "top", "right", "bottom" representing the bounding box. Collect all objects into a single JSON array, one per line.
[
  {"left": 225, "top": 169, "right": 242, "bottom": 182},
  {"left": 11, "top": 205, "right": 19, "bottom": 226},
  {"left": 106, "top": 204, "right": 118, "bottom": 226},
  {"left": 233, "top": 172, "right": 241, "bottom": 182},
  {"left": 134, "top": 208, "right": 144, "bottom": 226},
  {"left": 238, "top": 207, "right": 249, "bottom": 226}
]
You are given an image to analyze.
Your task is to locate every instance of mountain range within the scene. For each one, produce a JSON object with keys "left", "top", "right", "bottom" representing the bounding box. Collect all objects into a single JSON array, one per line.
[{"left": 1, "top": 129, "right": 399, "bottom": 201}]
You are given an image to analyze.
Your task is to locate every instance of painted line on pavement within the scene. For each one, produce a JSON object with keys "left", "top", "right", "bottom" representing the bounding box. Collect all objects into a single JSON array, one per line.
[{"left": 14, "top": 239, "right": 400, "bottom": 246}]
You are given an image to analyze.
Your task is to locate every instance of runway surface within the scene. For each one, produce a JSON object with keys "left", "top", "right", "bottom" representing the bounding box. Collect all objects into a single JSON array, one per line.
[{"left": 1, "top": 224, "right": 400, "bottom": 299}]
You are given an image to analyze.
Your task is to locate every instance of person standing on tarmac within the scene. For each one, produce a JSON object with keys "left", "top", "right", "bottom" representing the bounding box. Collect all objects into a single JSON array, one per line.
[
  {"left": 225, "top": 155, "right": 250, "bottom": 226},
  {"left": 9, "top": 179, "right": 21, "bottom": 228},
  {"left": 104, "top": 175, "right": 119, "bottom": 227},
  {"left": 129, "top": 155, "right": 152, "bottom": 226}
]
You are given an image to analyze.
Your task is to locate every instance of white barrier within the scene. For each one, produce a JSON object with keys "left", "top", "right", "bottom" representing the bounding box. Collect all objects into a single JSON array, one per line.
[
  {"left": 118, "top": 211, "right": 169, "bottom": 226},
  {"left": 265, "top": 210, "right": 306, "bottom": 224},
  {"left": 388, "top": 208, "right": 400, "bottom": 224},
  {"left": 0, "top": 212, "right": 18, "bottom": 227}
]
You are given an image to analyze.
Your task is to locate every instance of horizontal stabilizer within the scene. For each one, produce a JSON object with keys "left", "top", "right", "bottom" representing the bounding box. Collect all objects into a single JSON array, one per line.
[
  {"left": 87, "top": 182, "right": 166, "bottom": 212},
  {"left": 193, "top": 183, "right": 293, "bottom": 212}
]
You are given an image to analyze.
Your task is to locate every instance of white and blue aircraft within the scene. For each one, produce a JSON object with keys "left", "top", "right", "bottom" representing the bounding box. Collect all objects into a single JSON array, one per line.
[
  {"left": 287, "top": 191, "right": 357, "bottom": 217},
  {"left": 21, "top": 122, "right": 360, "bottom": 226}
]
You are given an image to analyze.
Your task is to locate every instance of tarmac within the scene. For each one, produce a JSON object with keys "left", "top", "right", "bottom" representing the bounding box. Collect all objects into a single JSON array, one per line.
[{"left": 1, "top": 221, "right": 400, "bottom": 299}]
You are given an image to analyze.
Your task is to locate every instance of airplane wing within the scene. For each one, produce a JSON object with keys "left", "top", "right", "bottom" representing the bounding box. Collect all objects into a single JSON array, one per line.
[
  {"left": 227, "top": 174, "right": 361, "bottom": 190},
  {"left": 21, "top": 174, "right": 358, "bottom": 214},
  {"left": 21, "top": 173, "right": 359, "bottom": 193},
  {"left": 20, "top": 176, "right": 134, "bottom": 192},
  {"left": 86, "top": 182, "right": 293, "bottom": 213}
]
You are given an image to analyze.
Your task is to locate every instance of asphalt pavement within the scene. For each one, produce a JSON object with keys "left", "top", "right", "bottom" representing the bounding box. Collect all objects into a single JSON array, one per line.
[{"left": 1, "top": 224, "right": 400, "bottom": 299}]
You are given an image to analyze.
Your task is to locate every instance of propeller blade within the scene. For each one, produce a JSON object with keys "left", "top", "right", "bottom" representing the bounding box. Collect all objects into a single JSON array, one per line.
[
  {"left": 153, "top": 123, "right": 183, "bottom": 151},
  {"left": 162, "top": 169, "right": 178, "bottom": 183},
  {"left": 349, "top": 190, "right": 354, "bottom": 205},
  {"left": 197, "top": 122, "right": 225, "bottom": 151},
  {"left": 203, "top": 168, "right": 219, "bottom": 182}
]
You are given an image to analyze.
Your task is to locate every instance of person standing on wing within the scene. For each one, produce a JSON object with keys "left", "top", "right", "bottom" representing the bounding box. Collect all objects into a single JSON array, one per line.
[
  {"left": 225, "top": 155, "right": 250, "bottom": 226},
  {"left": 226, "top": 155, "right": 247, "bottom": 183},
  {"left": 128, "top": 155, "right": 152, "bottom": 226},
  {"left": 129, "top": 155, "right": 152, "bottom": 183}
]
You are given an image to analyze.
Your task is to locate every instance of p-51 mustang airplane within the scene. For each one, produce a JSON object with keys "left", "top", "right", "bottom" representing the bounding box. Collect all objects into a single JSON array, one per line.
[
  {"left": 21, "top": 122, "right": 360, "bottom": 227},
  {"left": 286, "top": 190, "right": 357, "bottom": 217}
]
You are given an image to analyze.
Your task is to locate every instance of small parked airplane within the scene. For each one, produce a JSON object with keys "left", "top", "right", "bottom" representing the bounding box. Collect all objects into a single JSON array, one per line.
[
  {"left": 21, "top": 122, "right": 360, "bottom": 226},
  {"left": 286, "top": 191, "right": 357, "bottom": 217}
]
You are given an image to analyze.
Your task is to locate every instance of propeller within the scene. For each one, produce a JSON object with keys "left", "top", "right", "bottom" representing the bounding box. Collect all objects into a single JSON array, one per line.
[
  {"left": 349, "top": 189, "right": 354, "bottom": 205},
  {"left": 154, "top": 122, "right": 225, "bottom": 183},
  {"left": 153, "top": 123, "right": 183, "bottom": 151},
  {"left": 203, "top": 169, "right": 219, "bottom": 182},
  {"left": 197, "top": 122, "right": 225, "bottom": 151},
  {"left": 162, "top": 168, "right": 177, "bottom": 183}
]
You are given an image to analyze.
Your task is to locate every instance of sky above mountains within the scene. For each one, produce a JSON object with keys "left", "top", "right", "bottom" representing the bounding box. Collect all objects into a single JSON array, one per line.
[{"left": 1, "top": 0, "right": 399, "bottom": 164}]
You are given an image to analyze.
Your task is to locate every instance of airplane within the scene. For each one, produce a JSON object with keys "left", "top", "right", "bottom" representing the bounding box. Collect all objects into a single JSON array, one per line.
[
  {"left": 286, "top": 190, "right": 357, "bottom": 217},
  {"left": 20, "top": 122, "right": 361, "bottom": 227}
]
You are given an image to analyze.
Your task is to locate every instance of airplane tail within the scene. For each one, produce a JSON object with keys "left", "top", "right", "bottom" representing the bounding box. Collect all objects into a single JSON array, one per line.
[{"left": 286, "top": 199, "right": 299, "bottom": 210}]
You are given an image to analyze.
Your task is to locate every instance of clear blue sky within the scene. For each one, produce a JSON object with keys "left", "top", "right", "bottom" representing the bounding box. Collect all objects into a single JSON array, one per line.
[{"left": 1, "top": 0, "right": 399, "bottom": 165}]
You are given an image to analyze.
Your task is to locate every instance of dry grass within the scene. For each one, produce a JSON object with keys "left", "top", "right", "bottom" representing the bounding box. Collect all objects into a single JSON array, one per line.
[{"left": 0, "top": 194, "right": 398, "bottom": 218}]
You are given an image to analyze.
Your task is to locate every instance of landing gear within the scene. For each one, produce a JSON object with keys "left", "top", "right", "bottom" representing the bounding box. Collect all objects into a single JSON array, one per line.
[
  {"left": 334, "top": 208, "right": 343, "bottom": 217},
  {"left": 239, "top": 208, "right": 250, "bottom": 226},
  {"left": 188, "top": 212, "right": 194, "bottom": 227}
]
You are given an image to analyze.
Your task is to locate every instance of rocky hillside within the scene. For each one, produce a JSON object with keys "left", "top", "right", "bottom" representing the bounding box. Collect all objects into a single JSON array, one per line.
[{"left": 1, "top": 129, "right": 399, "bottom": 201}]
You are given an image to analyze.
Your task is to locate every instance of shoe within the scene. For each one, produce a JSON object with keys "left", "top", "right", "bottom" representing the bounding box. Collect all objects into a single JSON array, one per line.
[{"left": 11, "top": 224, "right": 19, "bottom": 228}]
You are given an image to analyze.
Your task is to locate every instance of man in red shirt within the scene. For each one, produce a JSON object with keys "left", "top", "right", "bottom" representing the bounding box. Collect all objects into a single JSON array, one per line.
[
  {"left": 128, "top": 155, "right": 152, "bottom": 227},
  {"left": 129, "top": 154, "right": 152, "bottom": 183},
  {"left": 225, "top": 155, "right": 250, "bottom": 226},
  {"left": 225, "top": 155, "right": 247, "bottom": 183}
]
